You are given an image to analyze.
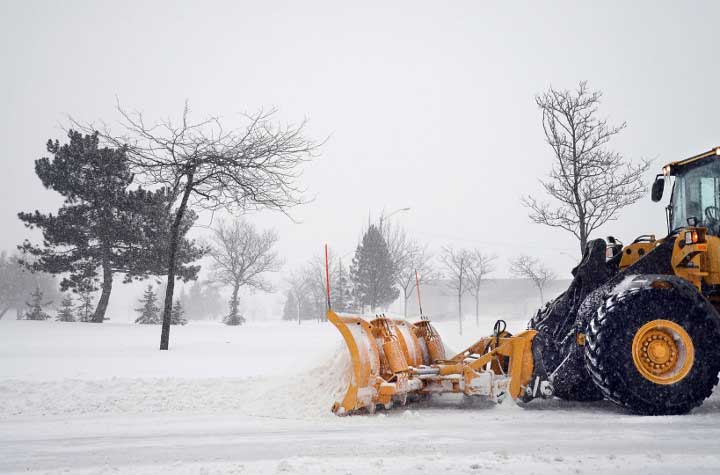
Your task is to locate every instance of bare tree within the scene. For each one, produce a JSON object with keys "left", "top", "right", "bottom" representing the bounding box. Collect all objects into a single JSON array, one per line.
[
  {"left": 524, "top": 81, "right": 651, "bottom": 253},
  {"left": 465, "top": 251, "right": 496, "bottom": 326},
  {"left": 85, "top": 103, "right": 319, "bottom": 349},
  {"left": 285, "top": 271, "right": 307, "bottom": 325},
  {"left": 380, "top": 221, "right": 437, "bottom": 317},
  {"left": 380, "top": 218, "right": 407, "bottom": 275},
  {"left": 208, "top": 219, "right": 282, "bottom": 326},
  {"left": 440, "top": 246, "right": 475, "bottom": 335},
  {"left": 300, "top": 249, "right": 338, "bottom": 321},
  {"left": 395, "top": 243, "right": 437, "bottom": 317},
  {"left": 509, "top": 255, "right": 557, "bottom": 304}
]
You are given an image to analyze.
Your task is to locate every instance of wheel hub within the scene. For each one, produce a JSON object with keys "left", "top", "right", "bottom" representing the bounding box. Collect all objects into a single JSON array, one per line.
[{"left": 631, "top": 320, "right": 694, "bottom": 385}]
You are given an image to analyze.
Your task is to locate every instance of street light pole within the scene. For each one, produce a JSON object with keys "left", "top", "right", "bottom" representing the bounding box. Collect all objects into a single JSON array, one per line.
[{"left": 378, "top": 207, "right": 411, "bottom": 231}]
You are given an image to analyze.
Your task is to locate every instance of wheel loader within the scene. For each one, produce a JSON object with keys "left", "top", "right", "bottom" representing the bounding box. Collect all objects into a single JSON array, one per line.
[{"left": 328, "top": 146, "right": 720, "bottom": 416}]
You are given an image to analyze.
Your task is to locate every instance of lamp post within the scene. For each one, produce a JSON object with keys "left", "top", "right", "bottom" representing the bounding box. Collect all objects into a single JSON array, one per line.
[{"left": 378, "top": 207, "right": 411, "bottom": 231}]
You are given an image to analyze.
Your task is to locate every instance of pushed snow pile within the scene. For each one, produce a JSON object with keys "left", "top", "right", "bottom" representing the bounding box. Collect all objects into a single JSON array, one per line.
[
  {"left": 0, "top": 344, "right": 352, "bottom": 420},
  {"left": 0, "top": 319, "right": 351, "bottom": 419},
  {"left": 240, "top": 343, "right": 351, "bottom": 419}
]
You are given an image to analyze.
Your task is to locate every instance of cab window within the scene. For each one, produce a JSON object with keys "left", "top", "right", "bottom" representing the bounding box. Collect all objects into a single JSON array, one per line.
[{"left": 670, "top": 161, "right": 720, "bottom": 233}]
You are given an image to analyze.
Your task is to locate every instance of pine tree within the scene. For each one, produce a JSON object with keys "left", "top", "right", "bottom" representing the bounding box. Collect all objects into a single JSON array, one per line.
[
  {"left": 18, "top": 130, "right": 203, "bottom": 323},
  {"left": 56, "top": 294, "right": 76, "bottom": 322},
  {"left": 170, "top": 299, "right": 188, "bottom": 325},
  {"left": 77, "top": 287, "right": 95, "bottom": 322},
  {"left": 282, "top": 291, "right": 297, "bottom": 321},
  {"left": 350, "top": 225, "right": 399, "bottom": 312},
  {"left": 179, "top": 282, "right": 225, "bottom": 321},
  {"left": 23, "top": 287, "right": 52, "bottom": 320},
  {"left": 135, "top": 285, "right": 161, "bottom": 324},
  {"left": 334, "top": 259, "right": 352, "bottom": 313},
  {"left": 0, "top": 252, "right": 58, "bottom": 320}
]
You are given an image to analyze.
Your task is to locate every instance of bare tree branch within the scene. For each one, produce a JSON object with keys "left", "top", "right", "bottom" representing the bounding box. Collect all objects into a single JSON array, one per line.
[
  {"left": 465, "top": 251, "right": 496, "bottom": 326},
  {"left": 524, "top": 81, "right": 651, "bottom": 253},
  {"left": 509, "top": 255, "right": 556, "bottom": 304},
  {"left": 74, "top": 103, "right": 320, "bottom": 348},
  {"left": 440, "top": 245, "right": 476, "bottom": 335},
  {"left": 381, "top": 221, "right": 438, "bottom": 317},
  {"left": 207, "top": 218, "right": 282, "bottom": 325}
]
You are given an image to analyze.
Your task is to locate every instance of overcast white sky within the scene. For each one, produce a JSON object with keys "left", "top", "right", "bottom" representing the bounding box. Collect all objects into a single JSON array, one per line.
[{"left": 1, "top": 1, "right": 719, "bottom": 319}]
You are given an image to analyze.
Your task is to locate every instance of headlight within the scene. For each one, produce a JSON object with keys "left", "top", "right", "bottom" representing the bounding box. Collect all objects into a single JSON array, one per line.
[{"left": 685, "top": 229, "right": 703, "bottom": 244}]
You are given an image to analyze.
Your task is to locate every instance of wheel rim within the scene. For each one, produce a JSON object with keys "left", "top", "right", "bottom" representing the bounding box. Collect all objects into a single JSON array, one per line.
[{"left": 631, "top": 319, "right": 694, "bottom": 385}]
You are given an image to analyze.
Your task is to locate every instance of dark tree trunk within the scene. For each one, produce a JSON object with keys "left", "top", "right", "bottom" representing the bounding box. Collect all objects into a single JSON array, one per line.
[
  {"left": 230, "top": 282, "right": 241, "bottom": 324},
  {"left": 160, "top": 173, "right": 194, "bottom": 350},
  {"left": 92, "top": 255, "right": 113, "bottom": 323}
]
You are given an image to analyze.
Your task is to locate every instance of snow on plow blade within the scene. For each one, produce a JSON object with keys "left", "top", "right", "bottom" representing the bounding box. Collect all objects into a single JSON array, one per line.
[
  {"left": 327, "top": 309, "right": 548, "bottom": 415},
  {"left": 328, "top": 309, "right": 446, "bottom": 414}
]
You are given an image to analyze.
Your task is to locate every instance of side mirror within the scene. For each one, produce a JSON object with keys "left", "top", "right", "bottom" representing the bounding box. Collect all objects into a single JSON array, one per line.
[{"left": 651, "top": 175, "right": 665, "bottom": 202}]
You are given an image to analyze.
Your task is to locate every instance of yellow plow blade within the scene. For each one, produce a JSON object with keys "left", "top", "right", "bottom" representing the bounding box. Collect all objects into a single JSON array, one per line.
[
  {"left": 328, "top": 310, "right": 381, "bottom": 414},
  {"left": 327, "top": 309, "right": 447, "bottom": 415}
]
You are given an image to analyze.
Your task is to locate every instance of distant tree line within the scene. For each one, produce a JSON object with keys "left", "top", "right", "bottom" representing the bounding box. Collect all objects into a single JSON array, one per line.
[
  {"left": 281, "top": 216, "right": 563, "bottom": 336},
  {"left": 0, "top": 252, "right": 58, "bottom": 320},
  {"left": 281, "top": 219, "right": 497, "bottom": 331}
]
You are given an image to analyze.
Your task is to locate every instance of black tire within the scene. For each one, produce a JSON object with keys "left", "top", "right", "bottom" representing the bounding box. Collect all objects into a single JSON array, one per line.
[
  {"left": 585, "top": 276, "right": 720, "bottom": 415},
  {"left": 553, "top": 287, "right": 612, "bottom": 402},
  {"left": 552, "top": 347, "right": 605, "bottom": 402}
]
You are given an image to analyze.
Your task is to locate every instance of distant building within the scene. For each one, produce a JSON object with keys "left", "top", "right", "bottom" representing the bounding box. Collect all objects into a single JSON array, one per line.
[{"left": 402, "top": 278, "right": 572, "bottom": 322}]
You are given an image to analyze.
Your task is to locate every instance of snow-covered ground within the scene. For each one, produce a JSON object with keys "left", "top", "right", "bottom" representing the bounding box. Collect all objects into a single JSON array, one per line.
[{"left": 2, "top": 316, "right": 720, "bottom": 474}]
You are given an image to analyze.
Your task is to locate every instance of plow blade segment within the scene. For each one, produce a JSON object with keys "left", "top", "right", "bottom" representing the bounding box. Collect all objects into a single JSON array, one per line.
[
  {"left": 328, "top": 310, "right": 381, "bottom": 414},
  {"left": 392, "top": 320, "right": 424, "bottom": 368}
]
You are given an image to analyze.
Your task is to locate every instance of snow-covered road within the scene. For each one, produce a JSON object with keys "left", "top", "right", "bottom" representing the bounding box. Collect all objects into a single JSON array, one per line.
[
  {"left": 4, "top": 397, "right": 720, "bottom": 474},
  {"left": 2, "top": 319, "right": 720, "bottom": 474}
]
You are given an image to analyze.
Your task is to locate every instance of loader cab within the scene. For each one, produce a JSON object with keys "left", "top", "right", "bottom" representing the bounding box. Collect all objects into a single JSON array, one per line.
[{"left": 654, "top": 147, "right": 720, "bottom": 235}]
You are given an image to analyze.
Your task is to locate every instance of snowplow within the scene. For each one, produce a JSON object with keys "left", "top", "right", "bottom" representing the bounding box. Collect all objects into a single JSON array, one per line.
[{"left": 329, "top": 146, "right": 720, "bottom": 416}]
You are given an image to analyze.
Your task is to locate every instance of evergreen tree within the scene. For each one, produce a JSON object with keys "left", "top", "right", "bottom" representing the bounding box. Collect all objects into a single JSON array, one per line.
[
  {"left": 135, "top": 285, "right": 161, "bottom": 324},
  {"left": 282, "top": 290, "right": 312, "bottom": 322},
  {"left": 170, "top": 299, "right": 188, "bottom": 326},
  {"left": 56, "top": 294, "right": 76, "bottom": 322},
  {"left": 22, "top": 287, "right": 52, "bottom": 321},
  {"left": 350, "top": 225, "right": 399, "bottom": 312},
  {"left": 282, "top": 291, "right": 297, "bottom": 321},
  {"left": 224, "top": 295, "right": 246, "bottom": 326},
  {"left": 76, "top": 286, "right": 95, "bottom": 322},
  {"left": 0, "top": 252, "right": 59, "bottom": 320},
  {"left": 334, "top": 259, "right": 352, "bottom": 313},
  {"left": 18, "top": 130, "right": 203, "bottom": 323},
  {"left": 179, "top": 282, "right": 225, "bottom": 321}
]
